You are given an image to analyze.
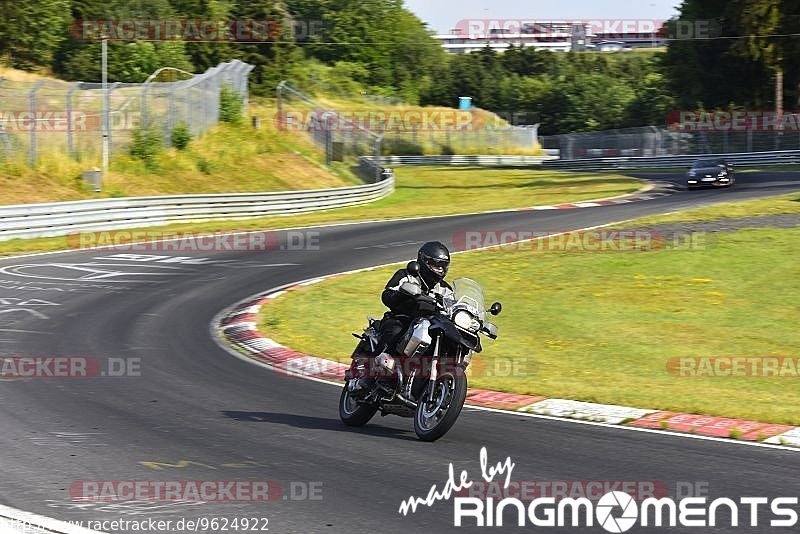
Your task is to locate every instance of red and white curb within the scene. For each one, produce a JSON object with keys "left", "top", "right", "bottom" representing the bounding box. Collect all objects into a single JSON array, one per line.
[
  {"left": 217, "top": 276, "right": 800, "bottom": 449},
  {"left": 515, "top": 182, "right": 676, "bottom": 211}
]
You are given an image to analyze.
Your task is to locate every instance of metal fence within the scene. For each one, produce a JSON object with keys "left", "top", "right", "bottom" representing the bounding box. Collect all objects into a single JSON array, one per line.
[
  {"left": 276, "top": 82, "right": 542, "bottom": 180},
  {"left": 541, "top": 149, "right": 800, "bottom": 170},
  {"left": 364, "top": 154, "right": 555, "bottom": 166},
  {"left": 379, "top": 126, "right": 539, "bottom": 157},
  {"left": 542, "top": 125, "right": 800, "bottom": 160},
  {"left": 0, "top": 177, "right": 394, "bottom": 241},
  {"left": 276, "top": 81, "right": 384, "bottom": 182},
  {"left": 0, "top": 60, "right": 254, "bottom": 166}
]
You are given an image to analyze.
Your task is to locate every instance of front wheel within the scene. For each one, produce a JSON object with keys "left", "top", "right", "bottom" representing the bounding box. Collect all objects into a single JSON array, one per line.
[
  {"left": 414, "top": 374, "right": 468, "bottom": 442},
  {"left": 339, "top": 386, "right": 378, "bottom": 427}
]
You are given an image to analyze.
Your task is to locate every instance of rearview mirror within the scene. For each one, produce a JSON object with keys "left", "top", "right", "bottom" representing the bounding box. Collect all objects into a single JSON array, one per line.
[
  {"left": 407, "top": 261, "right": 420, "bottom": 276},
  {"left": 489, "top": 302, "right": 502, "bottom": 316}
]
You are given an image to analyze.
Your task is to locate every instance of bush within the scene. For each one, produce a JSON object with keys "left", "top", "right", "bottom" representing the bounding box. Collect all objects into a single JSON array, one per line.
[
  {"left": 196, "top": 159, "right": 212, "bottom": 174},
  {"left": 382, "top": 139, "right": 424, "bottom": 156},
  {"left": 171, "top": 122, "right": 192, "bottom": 150},
  {"left": 130, "top": 126, "right": 163, "bottom": 169},
  {"left": 219, "top": 84, "right": 244, "bottom": 124}
]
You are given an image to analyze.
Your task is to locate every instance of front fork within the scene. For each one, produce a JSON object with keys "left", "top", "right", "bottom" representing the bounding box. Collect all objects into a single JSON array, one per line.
[{"left": 428, "top": 334, "right": 440, "bottom": 403}]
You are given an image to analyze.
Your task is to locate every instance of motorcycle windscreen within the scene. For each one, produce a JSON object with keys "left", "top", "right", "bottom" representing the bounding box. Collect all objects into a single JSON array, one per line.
[{"left": 450, "top": 277, "right": 486, "bottom": 322}]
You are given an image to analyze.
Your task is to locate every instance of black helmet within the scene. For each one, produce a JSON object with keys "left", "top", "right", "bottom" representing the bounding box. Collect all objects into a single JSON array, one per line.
[{"left": 417, "top": 241, "right": 450, "bottom": 286}]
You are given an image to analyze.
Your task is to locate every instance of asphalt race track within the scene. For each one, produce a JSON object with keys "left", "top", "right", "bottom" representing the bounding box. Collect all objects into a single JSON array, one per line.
[{"left": 1, "top": 171, "right": 799, "bottom": 533}]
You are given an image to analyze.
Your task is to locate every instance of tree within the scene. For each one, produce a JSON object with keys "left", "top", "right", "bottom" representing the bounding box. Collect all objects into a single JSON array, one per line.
[
  {"left": 537, "top": 73, "right": 636, "bottom": 134},
  {"left": 54, "top": 0, "right": 194, "bottom": 82},
  {"left": 624, "top": 73, "right": 676, "bottom": 127},
  {"left": 230, "top": 0, "right": 295, "bottom": 94},
  {"left": 169, "top": 0, "right": 236, "bottom": 72},
  {"left": 285, "top": 0, "right": 444, "bottom": 100},
  {"left": 0, "top": 0, "right": 71, "bottom": 69},
  {"left": 661, "top": 0, "right": 799, "bottom": 110}
]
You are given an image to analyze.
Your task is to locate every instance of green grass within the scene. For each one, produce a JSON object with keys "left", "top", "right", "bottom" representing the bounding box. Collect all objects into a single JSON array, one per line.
[
  {"left": 0, "top": 168, "right": 642, "bottom": 256},
  {"left": 613, "top": 191, "right": 800, "bottom": 226},
  {"left": 260, "top": 225, "right": 800, "bottom": 425}
]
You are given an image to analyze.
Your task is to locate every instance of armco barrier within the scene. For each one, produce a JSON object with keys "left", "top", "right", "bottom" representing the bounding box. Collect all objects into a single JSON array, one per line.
[
  {"left": 366, "top": 155, "right": 556, "bottom": 166},
  {"left": 363, "top": 150, "right": 800, "bottom": 169},
  {"left": 0, "top": 178, "right": 394, "bottom": 241},
  {"left": 540, "top": 150, "right": 800, "bottom": 170}
]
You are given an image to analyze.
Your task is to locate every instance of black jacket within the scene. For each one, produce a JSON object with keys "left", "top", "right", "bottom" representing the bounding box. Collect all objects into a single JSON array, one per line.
[{"left": 381, "top": 268, "right": 452, "bottom": 317}]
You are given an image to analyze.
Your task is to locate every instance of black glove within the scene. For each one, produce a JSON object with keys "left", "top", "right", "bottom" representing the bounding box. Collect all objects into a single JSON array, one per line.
[{"left": 415, "top": 294, "right": 437, "bottom": 314}]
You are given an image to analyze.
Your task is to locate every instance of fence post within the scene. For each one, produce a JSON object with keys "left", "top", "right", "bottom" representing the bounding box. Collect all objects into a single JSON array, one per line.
[
  {"left": 28, "top": 81, "right": 45, "bottom": 166},
  {"left": 166, "top": 84, "right": 176, "bottom": 147},
  {"left": 277, "top": 81, "right": 285, "bottom": 128},
  {"left": 140, "top": 83, "right": 149, "bottom": 130},
  {"left": 66, "top": 83, "right": 79, "bottom": 157},
  {"left": 375, "top": 135, "right": 383, "bottom": 182},
  {"left": 201, "top": 77, "right": 209, "bottom": 133},
  {"left": 107, "top": 82, "right": 120, "bottom": 157},
  {"left": 241, "top": 64, "right": 254, "bottom": 114}
]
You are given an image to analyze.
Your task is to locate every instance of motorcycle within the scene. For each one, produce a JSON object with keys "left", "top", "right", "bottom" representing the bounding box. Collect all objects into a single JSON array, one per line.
[{"left": 339, "top": 260, "right": 502, "bottom": 441}]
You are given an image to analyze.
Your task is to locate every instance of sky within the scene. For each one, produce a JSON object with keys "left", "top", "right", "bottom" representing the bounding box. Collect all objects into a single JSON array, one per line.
[{"left": 403, "top": 0, "right": 683, "bottom": 34}]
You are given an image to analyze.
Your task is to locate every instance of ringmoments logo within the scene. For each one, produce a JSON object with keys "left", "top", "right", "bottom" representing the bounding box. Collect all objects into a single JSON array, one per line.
[
  {"left": 397, "top": 448, "right": 799, "bottom": 530},
  {"left": 595, "top": 491, "right": 637, "bottom": 533},
  {"left": 452, "top": 492, "right": 800, "bottom": 530}
]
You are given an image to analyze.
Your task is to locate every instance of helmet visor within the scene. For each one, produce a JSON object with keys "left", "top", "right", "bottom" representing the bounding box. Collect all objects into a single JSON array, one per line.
[{"left": 423, "top": 257, "right": 449, "bottom": 277}]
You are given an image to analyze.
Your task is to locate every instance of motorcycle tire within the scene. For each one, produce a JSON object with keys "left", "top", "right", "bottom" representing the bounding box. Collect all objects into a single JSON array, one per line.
[
  {"left": 414, "top": 374, "right": 468, "bottom": 442},
  {"left": 339, "top": 386, "right": 378, "bottom": 427}
]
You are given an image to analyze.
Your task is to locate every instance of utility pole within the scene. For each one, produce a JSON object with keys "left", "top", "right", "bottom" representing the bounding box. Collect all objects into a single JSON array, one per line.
[{"left": 102, "top": 37, "right": 109, "bottom": 174}]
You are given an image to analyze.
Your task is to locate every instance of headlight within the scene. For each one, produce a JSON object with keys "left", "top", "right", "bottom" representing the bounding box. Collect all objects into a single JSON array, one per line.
[{"left": 453, "top": 310, "right": 480, "bottom": 332}]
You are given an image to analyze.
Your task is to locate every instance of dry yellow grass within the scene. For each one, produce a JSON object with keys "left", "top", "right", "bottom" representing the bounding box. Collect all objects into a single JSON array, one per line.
[{"left": 0, "top": 100, "right": 353, "bottom": 205}]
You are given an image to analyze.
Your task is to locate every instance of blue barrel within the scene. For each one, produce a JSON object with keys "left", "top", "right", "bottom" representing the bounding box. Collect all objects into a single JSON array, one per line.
[{"left": 458, "top": 97, "right": 472, "bottom": 110}]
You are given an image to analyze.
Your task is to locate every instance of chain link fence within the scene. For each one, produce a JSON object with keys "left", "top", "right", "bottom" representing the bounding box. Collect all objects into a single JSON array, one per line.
[
  {"left": 542, "top": 124, "right": 800, "bottom": 160},
  {"left": 276, "top": 81, "right": 384, "bottom": 182},
  {"left": 380, "top": 125, "right": 539, "bottom": 157},
  {"left": 276, "top": 81, "right": 542, "bottom": 182},
  {"left": 0, "top": 59, "right": 253, "bottom": 167}
]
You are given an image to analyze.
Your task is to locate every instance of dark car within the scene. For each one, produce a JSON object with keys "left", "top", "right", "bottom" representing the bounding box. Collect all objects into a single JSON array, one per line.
[{"left": 687, "top": 158, "right": 735, "bottom": 189}]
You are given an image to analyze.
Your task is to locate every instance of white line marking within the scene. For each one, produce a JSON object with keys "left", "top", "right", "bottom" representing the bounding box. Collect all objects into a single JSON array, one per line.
[{"left": 0, "top": 328, "right": 54, "bottom": 334}]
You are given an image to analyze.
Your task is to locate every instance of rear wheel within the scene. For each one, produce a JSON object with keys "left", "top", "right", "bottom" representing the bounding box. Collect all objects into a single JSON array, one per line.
[
  {"left": 339, "top": 387, "right": 378, "bottom": 427},
  {"left": 414, "top": 374, "right": 468, "bottom": 442}
]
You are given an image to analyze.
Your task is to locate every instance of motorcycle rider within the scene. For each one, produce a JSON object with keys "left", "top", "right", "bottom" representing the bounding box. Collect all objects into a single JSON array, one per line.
[{"left": 373, "top": 242, "right": 454, "bottom": 376}]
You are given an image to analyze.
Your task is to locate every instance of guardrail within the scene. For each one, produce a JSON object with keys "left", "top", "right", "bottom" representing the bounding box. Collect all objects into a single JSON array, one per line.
[
  {"left": 365, "top": 155, "right": 556, "bottom": 166},
  {"left": 0, "top": 178, "right": 394, "bottom": 241},
  {"left": 542, "top": 150, "right": 800, "bottom": 170}
]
